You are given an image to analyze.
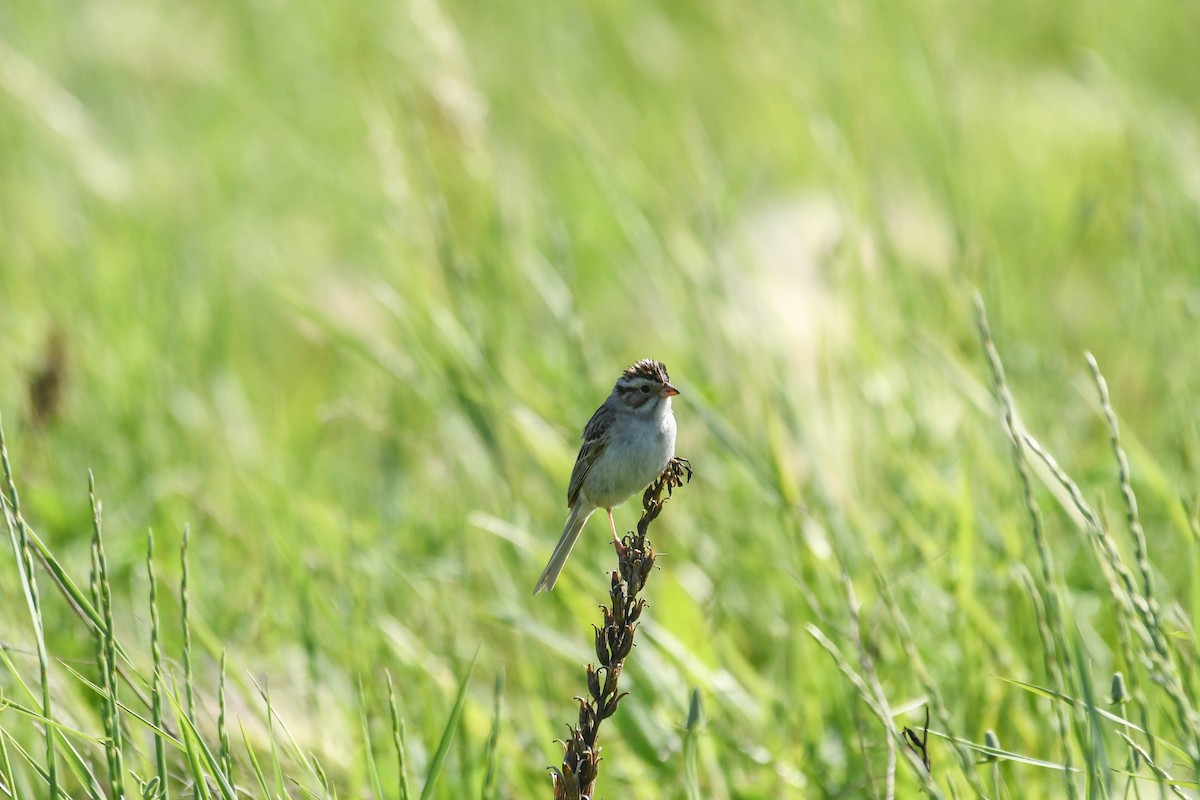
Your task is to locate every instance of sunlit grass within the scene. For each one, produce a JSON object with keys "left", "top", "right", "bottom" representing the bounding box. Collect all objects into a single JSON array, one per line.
[{"left": 3, "top": 0, "right": 1200, "bottom": 796}]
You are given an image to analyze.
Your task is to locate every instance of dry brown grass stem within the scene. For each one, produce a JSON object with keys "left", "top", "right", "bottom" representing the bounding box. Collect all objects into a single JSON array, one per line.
[{"left": 549, "top": 457, "right": 691, "bottom": 800}]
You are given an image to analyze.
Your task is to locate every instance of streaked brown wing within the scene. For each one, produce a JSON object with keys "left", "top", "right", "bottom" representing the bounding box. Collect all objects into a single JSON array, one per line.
[{"left": 567, "top": 404, "right": 613, "bottom": 507}]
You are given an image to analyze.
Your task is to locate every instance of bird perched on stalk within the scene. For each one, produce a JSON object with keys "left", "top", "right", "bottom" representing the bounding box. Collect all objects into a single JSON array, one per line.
[{"left": 534, "top": 359, "right": 679, "bottom": 593}]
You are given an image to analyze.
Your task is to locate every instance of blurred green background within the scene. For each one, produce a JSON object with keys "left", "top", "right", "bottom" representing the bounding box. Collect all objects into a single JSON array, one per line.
[{"left": 3, "top": 0, "right": 1200, "bottom": 796}]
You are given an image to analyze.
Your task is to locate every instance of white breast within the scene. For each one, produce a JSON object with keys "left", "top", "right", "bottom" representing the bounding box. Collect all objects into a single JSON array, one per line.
[{"left": 581, "top": 401, "right": 676, "bottom": 510}]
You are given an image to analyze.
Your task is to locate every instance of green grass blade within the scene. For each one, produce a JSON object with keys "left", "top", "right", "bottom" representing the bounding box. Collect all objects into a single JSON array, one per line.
[
  {"left": 89, "top": 472, "right": 125, "bottom": 800},
  {"left": 180, "top": 718, "right": 212, "bottom": 800},
  {"left": 52, "top": 727, "right": 109, "bottom": 800},
  {"left": 386, "top": 670, "right": 412, "bottom": 800},
  {"left": 0, "top": 697, "right": 102, "bottom": 744},
  {"left": 924, "top": 730, "right": 1077, "bottom": 771},
  {"left": 420, "top": 648, "right": 478, "bottom": 800},
  {"left": 0, "top": 727, "right": 73, "bottom": 799},
  {"left": 0, "top": 728, "right": 14, "bottom": 799},
  {"left": 682, "top": 688, "right": 703, "bottom": 800},
  {"left": 309, "top": 753, "right": 337, "bottom": 800},
  {"left": 261, "top": 680, "right": 287, "bottom": 798},
  {"left": 0, "top": 690, "right": 106, "bottom": 800},
  {"left": 358, "top": 677, "right": 385, "bottom": 800},
  {"left": 181, "top": 524, "right": 196, "bottom": 724},
  {"left": 148, "top": 527, "right": 170, "bottom": 800},
  {"left": 0, "top": 649, "right": 102, "bottom": 744},
  {"left": 0, "top": 416, "right": 57, "bottom": 799},
  {"left": 163, "top": 685, "right": 238, "bottom": 800},
  {"left": 23, "top": 524, "right": 104, "bottom": 632},
  {"left": 218, "top": 651, "right": 232, "bottom": 784},
  {"left": 480, "top": 672, "right": 503, "bottom": 800},
  {"left": 240, "top": 720, "right": 273, "bottom": 799},
  {"left": 56, "top": 661, "right": 181, "bottom": 746},
  {"left": 248, "top": 673, "right": 327, "bottom": 791}
]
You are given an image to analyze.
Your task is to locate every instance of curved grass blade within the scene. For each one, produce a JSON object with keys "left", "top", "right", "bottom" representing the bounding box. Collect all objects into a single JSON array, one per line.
[
  {"left": 148, "top": 527, "right": 170, "bottom": 799},
  {"left": 249, "top": 673, "right": 329, "bottom": 791},
  {"left": 0, "top": 417, "right": 57, "bottom": 798},
  {"left": 480, "top": 672, "right": 503, "bottom": 800},
  {"left": 386, "top": 670, "right": 412, "bottom": 800},
  {"left": 420, "top": 648, "right": 479, "bottom": 800},
  {"left": 996, "top": 677, "right": 1192, "bottom": 762},
  {"left": 240, "top": 720, "right": 273, "bottom": 799},
  {"left": 56, "top": 661, "right": 182, "bottom": 747},
  {"left": 923, "top": 729, "right": 1078, "bottom": 771},
  {"left": 163, "top": 684, "right": 238, "bottom": 800},
  {"left": 359, "top": 677, "right": 384, "bottom": 800}
]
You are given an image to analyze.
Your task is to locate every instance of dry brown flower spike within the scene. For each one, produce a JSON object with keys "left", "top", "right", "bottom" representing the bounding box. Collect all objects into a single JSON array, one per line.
[{"left": 549, "top": 456, "right": 691, "bottom": 799}]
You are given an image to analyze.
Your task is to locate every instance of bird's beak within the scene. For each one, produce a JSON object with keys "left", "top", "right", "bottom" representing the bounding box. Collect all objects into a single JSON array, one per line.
[{"left": 659, "top": 383, "right": 680, "bottom": 398}]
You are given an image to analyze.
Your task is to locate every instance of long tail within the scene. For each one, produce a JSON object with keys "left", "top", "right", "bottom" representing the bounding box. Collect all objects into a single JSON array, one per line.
[{"left": 533, "top": 503, "right": 594, "bottom": 593}]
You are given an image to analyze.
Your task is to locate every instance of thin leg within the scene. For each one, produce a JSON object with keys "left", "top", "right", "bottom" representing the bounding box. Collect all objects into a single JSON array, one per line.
[{"left": 607, "top": 509, "right": 627, "bottom": 556}]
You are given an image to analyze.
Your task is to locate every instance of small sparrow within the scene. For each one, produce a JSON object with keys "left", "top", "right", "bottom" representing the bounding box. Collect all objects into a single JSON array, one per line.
[{"left": 533, "top": 359, "right": 679, "bottom": 593}]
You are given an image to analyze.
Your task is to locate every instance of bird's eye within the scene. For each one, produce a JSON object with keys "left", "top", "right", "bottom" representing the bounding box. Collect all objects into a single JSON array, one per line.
[{"left": 640, "top": 385, "right": 651, "bottom": 394}]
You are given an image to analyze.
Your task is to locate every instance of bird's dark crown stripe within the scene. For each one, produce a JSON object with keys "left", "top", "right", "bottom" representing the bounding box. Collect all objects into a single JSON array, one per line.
[{"left": 621, "top": 359, "right": 670, "bottom": 384}]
